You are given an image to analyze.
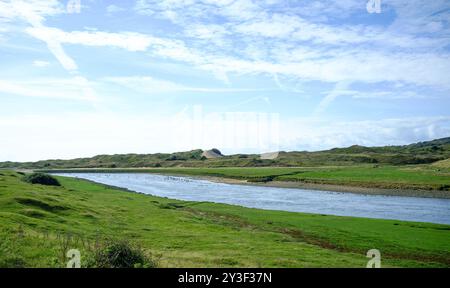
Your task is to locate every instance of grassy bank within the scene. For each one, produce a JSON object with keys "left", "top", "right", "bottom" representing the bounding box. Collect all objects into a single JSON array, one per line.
[
  {"left": 0, "top": 170, "right": 449, "bottom": 267},
  {"left": 42, "top": 164, "right": 450, "bottom": 193}
]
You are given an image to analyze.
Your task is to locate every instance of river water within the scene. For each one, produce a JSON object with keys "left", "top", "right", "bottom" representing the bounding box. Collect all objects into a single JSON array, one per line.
[{"left": 55, "top": 173, "right": 450, "bottom": 225}]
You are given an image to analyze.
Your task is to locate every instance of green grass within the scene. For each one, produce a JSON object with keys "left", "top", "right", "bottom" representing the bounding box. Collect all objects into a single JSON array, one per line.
[
  {"left": 276, "top": 166, "right": 450, "bottom": 190},
  {"left": 0, "top": 170, "right": 449, "bottom": 267}
]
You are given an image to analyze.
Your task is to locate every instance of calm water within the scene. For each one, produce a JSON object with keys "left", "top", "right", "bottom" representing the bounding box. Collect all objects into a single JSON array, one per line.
[{"left": 55, "top": 173, "right": 450, "bottom": 225}]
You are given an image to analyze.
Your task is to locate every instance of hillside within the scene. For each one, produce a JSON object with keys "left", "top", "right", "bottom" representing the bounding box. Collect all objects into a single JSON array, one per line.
[
  {"left": 0, "top": 171, "right": 449, "bottom": 267},
  {"left": 1, "top": 137, "right": 449, "bottom": 169}
]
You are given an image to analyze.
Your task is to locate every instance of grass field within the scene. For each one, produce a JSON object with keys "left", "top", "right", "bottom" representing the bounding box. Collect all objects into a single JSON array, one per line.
[
  {"left": 43, "top": 164, "right": 450, "bottom": 191},
  {"left": 0, "top": 170, "right": 449, "bottom": 268}
]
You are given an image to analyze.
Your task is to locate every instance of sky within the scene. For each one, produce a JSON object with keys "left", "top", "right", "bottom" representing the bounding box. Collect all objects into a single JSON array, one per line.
[{"left": 0, "top": 0, "right": 449, "bottom": 162}]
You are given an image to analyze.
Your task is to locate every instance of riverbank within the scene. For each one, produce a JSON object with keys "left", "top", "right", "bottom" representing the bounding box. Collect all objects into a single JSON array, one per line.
[
  {"left": 1, "top": 170, "right": 449, "bottom": 267},
  {"left": 57, "top": 172, "right": 450, "bottom": 224},
  {"left": 198, "top": 176, "right": 450, "bottom": 199}
]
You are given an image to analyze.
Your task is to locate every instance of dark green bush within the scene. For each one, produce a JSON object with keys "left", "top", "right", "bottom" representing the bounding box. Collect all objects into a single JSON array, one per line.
[
  {"left": 22, "top": 173, "right": 61, "bottom": 186},
  {"left": 247, "top": 176, "right": 275, "bottom": 183},
  {"left": 89, "top": 240, "right": 157, "bottom": 268},
  {"left": 211, "top": 148, "right": 222, "bottom": 155},
  {"left": 0, "top": 255, "right": 27, "bottom": 268}
]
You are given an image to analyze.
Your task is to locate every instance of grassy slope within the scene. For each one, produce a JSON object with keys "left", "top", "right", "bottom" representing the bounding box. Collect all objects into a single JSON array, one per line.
[
  {"left": 43, "top": 165, "right": 450, "bottom": 191},
  {"left": 0, "top": 171, "right": 449, "bottom": 268}
]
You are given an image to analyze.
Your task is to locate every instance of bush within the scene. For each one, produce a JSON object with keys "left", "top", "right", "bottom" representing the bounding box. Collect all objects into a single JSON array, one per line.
[
  {"left": 247, "top": 176, "right": 275, "bottom": 183},
  {"left": 211, "top": 148, "right": 222, "bottom": 155},
  {"left": 167, "top": 155, "right": 187, "bottom": 161},
  {"left": 22, "top": 173, "right": 61, "bottom": 186},
  {"left": 0, "top": 255, "right": 27, "bottom": 268},
  {"left": 89, "top": 240, "right": 157, "bottom": 268}
]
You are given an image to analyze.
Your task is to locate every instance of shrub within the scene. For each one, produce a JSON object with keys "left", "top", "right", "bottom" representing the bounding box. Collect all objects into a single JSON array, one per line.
[
  {"left": 211, "top": 148, "right": 222, "bottom": 155},
  {"left": 167, "top": 155, "right": 186, "bottom": 161},
  {"left": 247, "top": 176, "right": 275, "bottom": 183},
  {"left": 22, "top": 173, "right": 61, "bottom": 186},
  {"left": 0, "top": 255, "right": 27, "bottom": 268},
  {"left": 89, "top": 240, "right": 157, "bottom": 268}
]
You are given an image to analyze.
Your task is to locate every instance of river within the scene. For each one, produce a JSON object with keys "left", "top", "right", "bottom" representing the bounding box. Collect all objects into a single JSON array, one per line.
[{"left": 55, "top": 173, "right": 450, "bottom": 225}]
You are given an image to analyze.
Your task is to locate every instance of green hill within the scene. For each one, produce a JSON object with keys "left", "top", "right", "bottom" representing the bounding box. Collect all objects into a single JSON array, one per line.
[{"left": 1, "top": 137, "right": 449, "bottom": 169}]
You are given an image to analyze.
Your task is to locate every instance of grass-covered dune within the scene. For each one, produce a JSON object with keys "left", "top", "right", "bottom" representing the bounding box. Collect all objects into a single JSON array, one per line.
[
  {"left": 1, "top": 137, "right": 449, "bottom": 169},
  {"left": 0, "top": 170, "right": 449, "bottom": 268}
]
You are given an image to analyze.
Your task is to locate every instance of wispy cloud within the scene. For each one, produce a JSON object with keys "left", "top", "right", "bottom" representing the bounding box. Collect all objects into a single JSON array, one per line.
[
  {"left": 32, "top": 60, "right": 50, "bottom": 67},
  {"left": 0, "top": 77, "right": 99, "bottom": 102},
  {"left": 132, "top": 0, "right": 450, "bottom": 98},
  {"left": 103, "top": 76, "right": 262, "bottom": 93},
  {"left": 106, "top": 4, "right": 125, "bottom": 15},
  {"left": 9, "top": 1, "right": 450, "bottom": 91},
  {"left": 26, "top": 27, "right": 158, "bottom": 52}
]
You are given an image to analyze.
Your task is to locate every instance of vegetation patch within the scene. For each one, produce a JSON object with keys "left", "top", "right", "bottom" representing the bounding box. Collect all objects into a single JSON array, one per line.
[
  {"left": 22, "top": 173, "right": 61, "bottom": 186},
  {"left": 158, "top": 202, "right": 185, "bottom": 209},
  {"left": 87, "top": 239, "right": 158, "bottom": 268},
  {"left": 20, "top": 209, "right": 48, "bottom": 219},
  {"left": 15, "top": 197, "right": 69, "bottom": 213}
]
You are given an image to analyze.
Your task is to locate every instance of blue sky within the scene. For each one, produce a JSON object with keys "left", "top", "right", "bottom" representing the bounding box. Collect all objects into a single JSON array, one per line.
[{"left": 0, "top": 0, "right": 449, "bottom": 161}]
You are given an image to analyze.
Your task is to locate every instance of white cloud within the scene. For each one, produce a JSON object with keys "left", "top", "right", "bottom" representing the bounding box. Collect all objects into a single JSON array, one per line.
[
  {"left": 103, "top": 76, "right": 260, "bottom": 93},
  {"left": 351, "top": 90, "right": 431, "bottom": 100},
  {"left": 106, "top": 4, "right": 125, "bottom": 15},
  {"left": 0, "top": 77, "right": 99, "bottom": 102},
  {"left": 281, "top": 116, "right": 450, "bottom": 151},
  {"left": 129, "top": 0, "right": 450, "bottom": 93},
  {"left": 6, "top": 0, "right": 449, "bottom": 91},
  {"left": 26, "top": 27, "right": 157, "bottom": 52},
  {"left": 0, "top": 0, "right": 64, "bottom": 24},
  {"left": 315, "top": 81, "right": 352, "bottom": 114},
  {"left": 32, "top": 60, "right": 50, "bottom": 67}
]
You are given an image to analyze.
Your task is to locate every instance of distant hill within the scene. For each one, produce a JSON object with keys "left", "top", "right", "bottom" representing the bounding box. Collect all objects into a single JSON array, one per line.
[{"left": 1, "top": 137, "right": 449, "bottom": 169}]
